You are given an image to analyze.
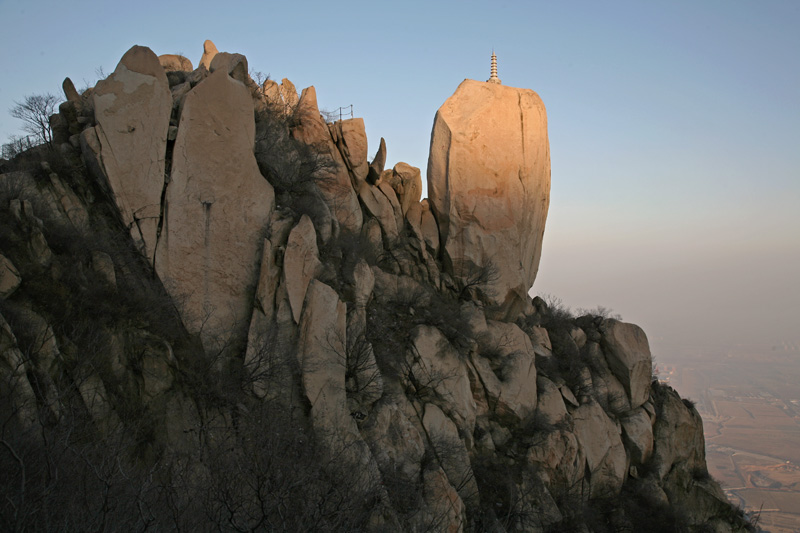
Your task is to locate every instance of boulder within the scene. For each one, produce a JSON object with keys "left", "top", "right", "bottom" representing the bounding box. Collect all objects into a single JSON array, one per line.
[
  {"left": 378, "top": 182, "right": 404, "bottom": 231},
  {"left": 199, "top": 39, "right": 218, "bottom": 69},
  {"left": 422, "top": 403, "right": 479, "bottom": 505},
  {"left": 209, "top": 52, "right": 248, "bottom": 83},
  {"left": 244, "top": 239, "right": 282, "bottom": 397},
  {"left": 583, "top": 341, "right": 631, "bottom": 415},
  {"left": 9, "top": 200, "right": 52, "bottom": 269},
  {"left": 419, "top": 200, "right": 440, "bottom": 256},
  {"left": 599, "top": 319, "right": 652, "bottom": 409},
  {"left": 536, "top": 375, "right": 568, "bottom": 425},
  {"left": 410, "top": 325, "right": 476, "bottom": 437},
  {"left": 526, "top": 428, "right": 585, "bottom": 491},
  {"left": 46, "top": 171, "right": 89, "bottom": 228},
  {"left": 0, "top": 254, "right": 21, "bottom": 299},
  {"left": 427, "top": 79, "right": 550, "bottom": 319},
  {"left": 62, "top": 77, "right": 81, "bottom": 103},
  {"left": 360, "top": 398, "right": 425, "bottom": 483},
  {"left": 262, "top": 79, "right": 281, "bottom": 107},
  {"left": 297, "top": 280, "right": 349, "bottom": 426},
  {"left": 10, "top": 308, "right": 62, "bottom": 418},
  {"left": 386, "top": 162, "right": 422, "bottom": 216},
  {"left": 280, "top": 78, "right": 299, "bottom": 111},
  {"left": 0, "top": 314, "right": 38, "bottom": 427},
  {"left": 473, "top": 320, "right": 537, "bottom": 423},
  {"left": 291, "top": 86, "right": 362, "bottom": 233},
  {"left": 529, "top": 326, "right": 553, "bottom": 357},
  {"left": 358, "top": 181, "right": 399, "bottom": 241},
  {"left": 155, "top": 68, "right": 274, "bottom": 355},
  {"left": 331, "top": 118, "right": 369, "bottom": 186},
  {"left": 297, "top": 280, "right": 381, "bottom": 487},
  {"left": 368, "top": 137, "right": 387, "bottom": 183},
  {"left": 159, "top": 54, "right": 193, "bottom": 72},
  {"left": 572, "top": 398, "right": 627, "bottom": 498},
  {"left": 283, "top": 215, "right": 322, "bottom": 324},
  {"left": 417, "top": 467, "right": 466, "bottom": 533},
  {"left": 570, "top": 326, "right": 587, "bottom": 349},
  {"left": 90, "top": 45, "right": 172, "bottom": 263},
  {"left": 652, "top": 387, "right": 706, "bottom": 481},
  {"left": 345, "top": 260, "right": 380, "bottom": 406},
  {"left": 621, "top": 407, "right": 654, "bottom": 466}
]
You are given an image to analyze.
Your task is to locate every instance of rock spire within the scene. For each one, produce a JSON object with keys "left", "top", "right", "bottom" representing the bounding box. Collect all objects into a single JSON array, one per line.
[{"left": 427, "top": 78, "right": 550, "bottom": 318}]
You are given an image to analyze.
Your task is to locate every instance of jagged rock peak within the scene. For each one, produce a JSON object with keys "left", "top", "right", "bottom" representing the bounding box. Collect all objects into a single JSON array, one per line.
[{"left": 199, "top": 39, "right": 218, "bottom": 69}]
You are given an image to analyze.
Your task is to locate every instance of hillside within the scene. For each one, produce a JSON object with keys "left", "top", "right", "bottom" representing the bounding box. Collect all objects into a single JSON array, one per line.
[{"left": 0, "top": 41, "right": 754, "bottom": 532}]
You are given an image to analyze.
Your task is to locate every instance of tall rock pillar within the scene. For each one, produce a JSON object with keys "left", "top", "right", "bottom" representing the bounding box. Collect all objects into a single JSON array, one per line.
[{"left": 427, "top": 78, "right": 550, "bottom": 318}]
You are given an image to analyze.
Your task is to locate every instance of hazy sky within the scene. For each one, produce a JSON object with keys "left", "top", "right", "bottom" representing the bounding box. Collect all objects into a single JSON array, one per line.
[{"left": 1, "top": 0, "right": 798, "bottom": 354}]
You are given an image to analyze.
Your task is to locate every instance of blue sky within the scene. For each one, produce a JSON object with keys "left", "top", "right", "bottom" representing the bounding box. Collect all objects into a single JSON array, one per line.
[{"left": 1, "top": 0, "right": 798, "bottom": 352}]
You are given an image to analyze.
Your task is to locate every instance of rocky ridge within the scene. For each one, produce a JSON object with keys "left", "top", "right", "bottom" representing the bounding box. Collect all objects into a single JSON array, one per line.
[{"left": 0, "top": 41, "right": 753, "bottom": 531}]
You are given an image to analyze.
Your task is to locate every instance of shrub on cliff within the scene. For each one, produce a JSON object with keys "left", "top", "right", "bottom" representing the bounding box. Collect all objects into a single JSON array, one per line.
[{"left": 254, "top": 104, "right": 335, "bottom": 199}]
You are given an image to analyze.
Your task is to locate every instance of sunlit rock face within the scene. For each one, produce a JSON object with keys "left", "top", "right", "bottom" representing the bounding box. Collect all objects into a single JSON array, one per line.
[
  {"left": 155, "top": 67, "right": 274, "bottom": 354},
  {"left": 91, "top": 45, "right": 172, "bottom": 263},
  {"left": 427, "top": 79, "right": 550, "bottom": 318}
]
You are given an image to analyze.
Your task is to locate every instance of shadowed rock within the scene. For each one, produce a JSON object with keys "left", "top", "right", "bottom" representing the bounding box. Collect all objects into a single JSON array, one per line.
[
  {"left": 62, "top": 77, "right": 81, "bottom": 103},
  {"left": 291, "top": 86, "right": 363, "bottom": 233},
  {"left": 600, "top": 319, "right": 653, "bottom": 409}
]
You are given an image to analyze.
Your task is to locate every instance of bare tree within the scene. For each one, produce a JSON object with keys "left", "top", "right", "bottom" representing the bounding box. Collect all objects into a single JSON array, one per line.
[
  {"left": 452, "top": 258, "right": 500, "bottom": 301},
  {"left": 9, "top": 93, "right": 62, "bottom": 147}
]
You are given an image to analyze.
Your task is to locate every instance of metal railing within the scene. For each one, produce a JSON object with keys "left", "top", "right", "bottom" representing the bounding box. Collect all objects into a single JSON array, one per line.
[
  {"left": 322, "top": 105, "right": 354, "bottom": 123},
  {"left": 1, "top": 134, "right": 38, "bottom": 159}
]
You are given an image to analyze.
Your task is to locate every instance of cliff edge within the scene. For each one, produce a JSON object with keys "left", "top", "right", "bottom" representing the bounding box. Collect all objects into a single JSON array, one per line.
[{"left": 0, "top": 42, "right": 754, "bottom": 532}]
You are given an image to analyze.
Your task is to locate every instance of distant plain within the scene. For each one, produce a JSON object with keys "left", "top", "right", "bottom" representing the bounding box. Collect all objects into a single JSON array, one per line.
[{"left": 663, "top": 344, "right": 800, "bottom": 533}]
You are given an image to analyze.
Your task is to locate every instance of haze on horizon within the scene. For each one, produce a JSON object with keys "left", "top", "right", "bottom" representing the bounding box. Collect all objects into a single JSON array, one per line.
[{"left": 1, "top": 0, "right": 797, "bottom": 353}]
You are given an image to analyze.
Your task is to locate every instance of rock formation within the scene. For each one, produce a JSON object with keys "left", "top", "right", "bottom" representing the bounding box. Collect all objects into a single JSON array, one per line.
[
  {"left": 0, "top": 42, "right": 752, "bottom": 532},
  {"left": 155, "top": 67, "right": 274, "bottom": 353},
  {"left": 158, "top": 54, "right": 193, "bottom": 72},
  {"left": 199, "top": 39, "right": 218, "bottom": 69},
  {"left": 88, "top": 45, "right": 172, "bottom": 263},
  {"left": 428, "top": 79, "right": 550, "bottom": 319}
]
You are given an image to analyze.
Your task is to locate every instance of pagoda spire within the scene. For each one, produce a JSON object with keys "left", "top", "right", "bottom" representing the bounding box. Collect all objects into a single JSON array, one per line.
[{"left": 488, "top": 51, "right": 502, "bottom": 84}]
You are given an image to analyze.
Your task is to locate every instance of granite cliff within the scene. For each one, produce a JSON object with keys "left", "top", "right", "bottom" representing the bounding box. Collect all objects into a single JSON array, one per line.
[{"left": 0, "top": 41, "right": 753, "bottom": 531}]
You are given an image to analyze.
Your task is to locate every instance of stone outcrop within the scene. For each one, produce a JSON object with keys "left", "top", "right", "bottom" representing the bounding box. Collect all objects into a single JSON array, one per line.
[
  {"left": 291, "top": 86, "right": 362, "bottom": 233},
  {"left": 621, "top": 407, "right": 654, "bottom": 466},
  {"left": 62, "top": 77, "right": 81, "bottom": 103},
  {"left": 0, "top": 254, "right": 21, "bottom": 299},
  {"left": 90, "top": 45, "right": 172, "bottom": 263},
  {"left": 600, "top": 319, "right": 653, "bottom": 409},
  {"left": 473, "top": 320, "right": 537, "bottom": 423},
  {"left": 422, "top": 402, "right": 479, "bottom": 506},
  {"left": 155, "top": 67, "right": 274, "bottom": 353},
  {"left": 573, "top": 398, "right": 628, "bottom": 498},
  {"left": 428, "top": 79, "right": 550, "bottom": 318},
  {"left": 386, "top": 162, "right": 422, "bottom": 216},
  {"left": 411, "top": 325, "right": 476, "bottom": 434},
  {"left": 283, "top": 215, "right": 322, "bottom": 323},
  {"left": 330, "top": 118, "right": 370, "bottom": 187},
  {"left": 0, "top": 42, "right": 750, "bottom": 533},
  {"left": 159, "top": 54, "right": 193, "bottom": 72},
  {"left": 209, "top": 52, "right": 248, "bottom": 83},
  {"left": 368, "top": 137, "right": 387, "bottom": 182},
  {"left": 199, "top": 39, "right": 218, "bottom": 69}
]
